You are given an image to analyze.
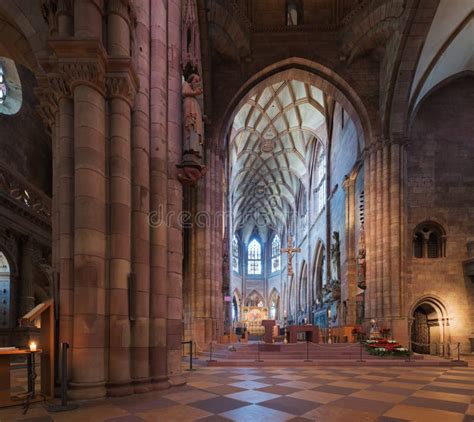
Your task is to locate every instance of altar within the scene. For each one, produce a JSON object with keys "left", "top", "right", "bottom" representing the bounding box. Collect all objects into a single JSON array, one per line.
[
  {"left": 288, "top": 325, "right": 320, "bottom": 343},
  {"left": 242, "top": 306, "right": 268, "bottom": 336}
]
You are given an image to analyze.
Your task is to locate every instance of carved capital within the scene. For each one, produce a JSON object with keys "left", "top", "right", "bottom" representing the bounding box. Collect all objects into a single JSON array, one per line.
[
  {"left": 34, "top": 84, "right": 58, "bottom": 132},
  {"left": 48, "top": 75, "right": 72, "bottom": 99},
  {"left": 61, "top": 61, "right": 106, "bottom": 94},
  {"left": 105, "top": 74, "right": 135, "bottom": 104}
]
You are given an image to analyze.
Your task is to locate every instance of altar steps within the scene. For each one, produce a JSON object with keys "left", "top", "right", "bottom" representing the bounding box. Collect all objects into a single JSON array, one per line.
[{"left": 199, "top": 343, "right": 467, "bottom": 367}]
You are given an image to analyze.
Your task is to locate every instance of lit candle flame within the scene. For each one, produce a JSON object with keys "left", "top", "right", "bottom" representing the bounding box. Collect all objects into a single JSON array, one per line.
[{"left": 29, "top": 341, "right": 37, "bottom": 352}]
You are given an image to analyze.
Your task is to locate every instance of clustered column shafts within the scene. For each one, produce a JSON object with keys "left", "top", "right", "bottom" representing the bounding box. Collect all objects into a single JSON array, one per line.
[
  {"left": 41, "top": 0, "right": 185, "bottom": 399},
  {"left": 131, "top": 0, "right": 152, "bottom": 393},
  {"left": 166, "top": 0, "right": 184, "bottom": 386},
  {"left": 106, "top": 0, "right": 134, "bottom": 393},
  {"left": 364, "top": 138, "right": 406, "bottom": 341},
  {"left": 181, "top": 139, "right": 225, "bottom": 347}
]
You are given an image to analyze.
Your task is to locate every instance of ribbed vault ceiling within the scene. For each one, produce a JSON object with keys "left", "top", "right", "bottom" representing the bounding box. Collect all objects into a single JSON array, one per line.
[{"left": 229, "top": 79, "right": 327, "bottom": 236}]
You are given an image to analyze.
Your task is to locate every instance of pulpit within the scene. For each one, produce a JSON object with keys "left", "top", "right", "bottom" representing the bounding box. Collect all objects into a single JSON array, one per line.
[
  {"left": 288, "top": 325, "right": 319, "bottom": 343},
  {"left": 261, "top": 320, "right": 276, "bottom": 343}
]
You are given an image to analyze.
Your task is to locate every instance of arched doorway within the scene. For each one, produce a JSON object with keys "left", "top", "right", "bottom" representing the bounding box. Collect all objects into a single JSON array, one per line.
[{"left": 411, "top": 297, "right": 448, "bottom": 354}]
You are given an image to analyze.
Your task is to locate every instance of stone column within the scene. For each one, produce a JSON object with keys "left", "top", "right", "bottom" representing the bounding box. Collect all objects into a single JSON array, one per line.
[
  {"left": 375, "top": 144, "right": 383, "bottom": 318},
  {"left": 131, "top": 0, "right": 152, "bottom": 393},
  {"left": 149, "top": 0, "right": 169, "bottom": 390},
  {"left": 343, "top": 176, "right": 357, "bottom": 325},
  {"left": 106, "top": 78, "right": 133, "bottom": 396},
  {"left": 105, "top": 0, "right": 135, "bottom": 397},
  {"left": 69, "top": 76, "right": 107, "bottom": 399},
  {"left": 366, "top": 145, "right": 377, "bottom": 320},
  {"left": 57, "top": 89, "right": 74, "bottom": 350},
  {"left": 20, "top": 237, "right": 35, "bottom": 316},
  {"left": 389, "top": 139, "right": 407, "bottom": 341},
  {"left": 166, "top": 0, "right": 184, "bottom": 385},
  {"left": 382, "top": 143, "right": 391, "bottom": 320}
]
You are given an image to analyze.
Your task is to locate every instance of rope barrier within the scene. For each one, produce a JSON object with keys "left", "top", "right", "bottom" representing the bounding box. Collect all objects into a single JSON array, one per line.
[{"left": 310, "top": 342, "right": 359, "bottom": 350}]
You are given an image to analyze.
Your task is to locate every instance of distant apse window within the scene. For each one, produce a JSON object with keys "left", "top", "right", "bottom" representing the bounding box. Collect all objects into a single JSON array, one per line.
[
  {"left": 286, "top": 0, "right": 303, "bottom": 26},
  {"left": 271, "top": 234, "right": 281, "bottom": 273},
  {"left": 247, "top": 239, "right": 262, "bottom": 275}
]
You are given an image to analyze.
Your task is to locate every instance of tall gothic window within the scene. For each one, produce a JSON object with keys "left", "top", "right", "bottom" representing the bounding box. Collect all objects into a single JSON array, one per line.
[
  {"left": 313, "top": 144, "right": 326, "bottom": 216},
  {"left": 271, "top": 234, "right": 281, "bottom": 273},
  {"left": 0, "top": 65, "right": 7, "bottom": 104},
  {"left": 0, "top": 251, "right": 11, "bottom": 328},
  {"left": 232, "top": 235, "right": 239, "bottom": 273},
  {"left": 247, "top": 238, "right": 262, "bottom": 275},
  {"left": 286, "top": 0, "right": 303, "bottom": 26}
]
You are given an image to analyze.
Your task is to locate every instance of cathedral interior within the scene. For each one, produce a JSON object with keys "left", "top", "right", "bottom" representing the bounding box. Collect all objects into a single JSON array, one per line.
[{"left": 0, "top": 0, "right": 473, "bottom": 420}]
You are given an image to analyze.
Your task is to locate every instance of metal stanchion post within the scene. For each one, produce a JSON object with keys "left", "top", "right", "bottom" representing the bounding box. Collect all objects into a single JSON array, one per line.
[
  {"left": 304, "top": 339, "right": 312, "bottom": 362},
  {"left": 187, "top": 341, "right": 195, "bottom": 371},
  {"left": 48, "top": 343, "right": 78, "bottom": 413},
  {"left": 207, "top": 342, "right": 216, "bottom": 363},
  {"left": 357, "top": 341, "right": 365, "bottom": 363},
  {"left": 255, "top": 341, "right": 263, "bottom": 362}
]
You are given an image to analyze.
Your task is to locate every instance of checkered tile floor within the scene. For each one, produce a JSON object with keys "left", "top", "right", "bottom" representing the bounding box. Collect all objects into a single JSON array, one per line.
[{"left": 1, "top": 364, "right": 474, "bottom": 421}]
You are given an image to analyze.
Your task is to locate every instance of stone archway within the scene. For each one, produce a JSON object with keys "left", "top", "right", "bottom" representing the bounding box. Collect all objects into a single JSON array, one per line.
[{"left": 410, "top": 297, "right": 449, "bottom": 355}]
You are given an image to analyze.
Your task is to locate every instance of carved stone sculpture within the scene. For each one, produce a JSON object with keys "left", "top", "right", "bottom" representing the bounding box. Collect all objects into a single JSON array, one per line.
[
  {"left": 177, "top": 72, "right": 206, "bottom": 186},
  {"left": 330, "top": 231, "right": 341, "bottom": 283}
]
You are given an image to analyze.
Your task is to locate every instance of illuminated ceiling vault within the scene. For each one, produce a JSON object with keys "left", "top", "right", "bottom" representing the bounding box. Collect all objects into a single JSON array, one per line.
[{"left": 229, "top": 78, "right": 327, "bottom": 239}]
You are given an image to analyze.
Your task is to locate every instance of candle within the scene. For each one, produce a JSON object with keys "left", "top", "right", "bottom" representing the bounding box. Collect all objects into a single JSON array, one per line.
[{"left": 29, "top": 341, "right": 37, "bottom": 352}]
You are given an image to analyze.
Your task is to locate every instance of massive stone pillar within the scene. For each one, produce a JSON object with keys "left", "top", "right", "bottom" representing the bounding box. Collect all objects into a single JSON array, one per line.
[
  {"left": 68, "top": 2, "right": 107, "bottom": 399},
  {"left": 364, "top": 137, "right": 407, "bottom": 342},
  {"left": 131, "top": 0, "right": 152, "bottom": 393},
  {"left": 389, "top": 138, "right": 407, "bottom": 341}
]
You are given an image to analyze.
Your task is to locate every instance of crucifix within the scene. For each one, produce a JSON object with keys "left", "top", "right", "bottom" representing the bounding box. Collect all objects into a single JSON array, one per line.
[{"left": 281, "top": 236, "right": 301, "bottom": 276}]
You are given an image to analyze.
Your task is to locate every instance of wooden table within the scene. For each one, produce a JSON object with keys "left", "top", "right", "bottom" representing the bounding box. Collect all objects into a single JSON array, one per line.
[
  {"left": 288, "top": 325, "right": 320, "bottom": 343},
  {"left": 0, "top": 349, "right": 39, "bottom": 407}
]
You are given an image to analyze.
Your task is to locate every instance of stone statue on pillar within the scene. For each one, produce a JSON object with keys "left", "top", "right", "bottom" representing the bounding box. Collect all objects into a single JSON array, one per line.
[
  {"left": 177, "top": 0, "right": 207, "bottom": 186},
  {"left": 330, "top": 231, "right": 341, "bottom": 283},
  {"left": 357, "top": 227, "right": 366, "bottom": 290},
  {"left": 177, "top": 71, "right": 207, "bottom": 186}
]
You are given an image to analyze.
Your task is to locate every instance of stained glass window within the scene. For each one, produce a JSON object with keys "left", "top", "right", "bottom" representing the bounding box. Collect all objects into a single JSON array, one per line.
[
  {"left": 271, "top": 235, "right": 281, "bottom": 273},
  {"left": 314, "top": 144, "right": 326, "bottom": 216},
  {"left": 247, "top": 239, "right": 262, "bottom": 275},
  {"left": 232, "top": 235, "right": 239, "bottom": 273},
  {"left": 0, "top": 65, "right": 7, "bottom": 104}
]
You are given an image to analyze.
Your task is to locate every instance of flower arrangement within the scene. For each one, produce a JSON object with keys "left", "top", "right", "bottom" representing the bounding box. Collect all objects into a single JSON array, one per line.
[{"left": 364, "top": 338, "right": 410, "bottom": 357}]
